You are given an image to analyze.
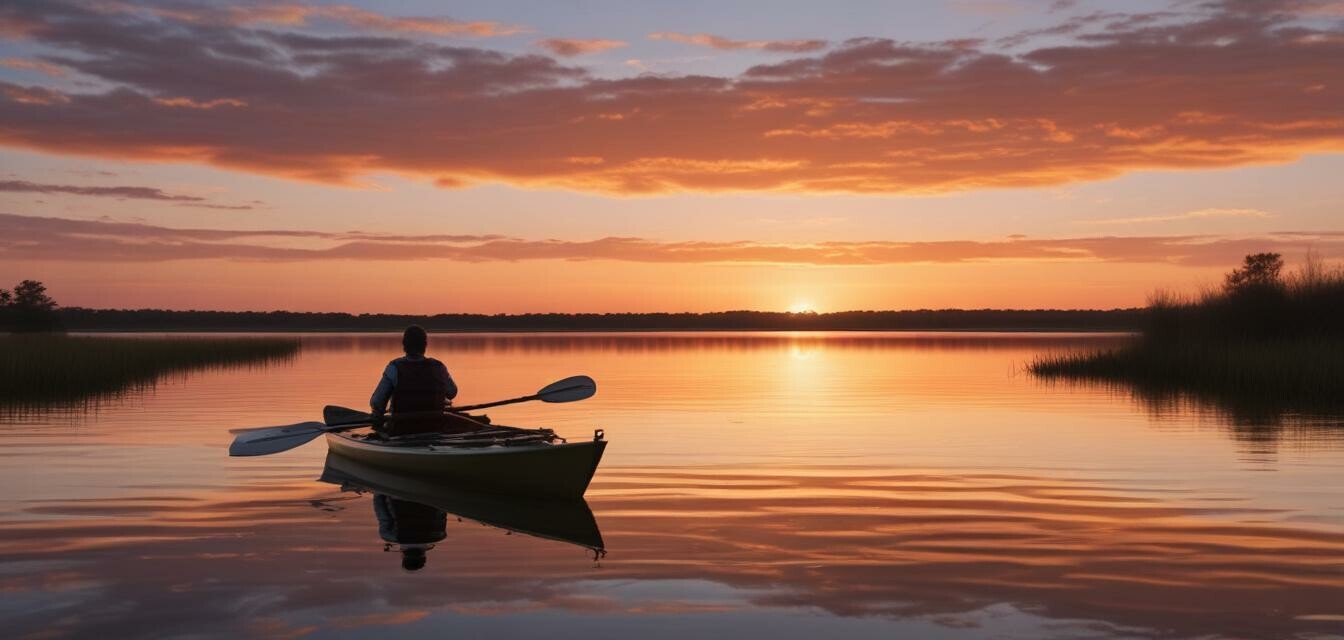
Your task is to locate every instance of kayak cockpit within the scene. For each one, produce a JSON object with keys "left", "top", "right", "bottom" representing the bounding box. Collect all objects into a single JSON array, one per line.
[{"left": 340, "top": 425, "right": 564, "bottom": 449}]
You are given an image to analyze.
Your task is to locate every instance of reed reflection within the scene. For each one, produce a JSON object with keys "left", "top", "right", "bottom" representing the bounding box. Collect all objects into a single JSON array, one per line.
[{"left": 1039, "top": 376, "right": 1344, "bottom": 454}]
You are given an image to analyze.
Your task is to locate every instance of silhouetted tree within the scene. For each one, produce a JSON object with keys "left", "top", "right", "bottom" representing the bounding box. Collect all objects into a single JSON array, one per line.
[
  {"left": 1, "top": 279, "right": 64, "bottom": 332},
  {"left": 1224, "top": 252, "right": 1284, "bottom": 294}
]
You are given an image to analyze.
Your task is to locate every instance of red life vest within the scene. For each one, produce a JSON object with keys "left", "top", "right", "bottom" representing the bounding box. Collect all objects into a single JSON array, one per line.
[{"left": 389, "top": 357, "right": 447, "bottom": 434}]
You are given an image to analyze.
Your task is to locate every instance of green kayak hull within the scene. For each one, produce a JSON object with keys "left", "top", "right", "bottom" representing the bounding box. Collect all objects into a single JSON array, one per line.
[{"left": 324, "top": 431, "right": 606, "bottom": 499}]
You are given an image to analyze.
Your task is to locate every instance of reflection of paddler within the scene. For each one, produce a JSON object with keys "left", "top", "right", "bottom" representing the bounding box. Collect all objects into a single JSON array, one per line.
[{"left": 373, "top": 493, "right": 447, "bottom": 571}]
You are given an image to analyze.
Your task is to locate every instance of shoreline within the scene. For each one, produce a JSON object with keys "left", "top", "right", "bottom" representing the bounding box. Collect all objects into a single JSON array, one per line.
[
  {"left": 50, "top": 307, "right": 1145, "bottom": 334},
  {"left": 53, "top": 327, "right": 1139, "bottom": 334}
]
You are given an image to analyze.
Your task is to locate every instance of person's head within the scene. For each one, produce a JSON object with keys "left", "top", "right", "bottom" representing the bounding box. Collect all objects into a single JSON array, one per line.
[
  {"left": 402, "top": 325, "right": 428, "bottom": 356},
  {"left": 401, "top": 546, "right": 428, "bottom": 571}
]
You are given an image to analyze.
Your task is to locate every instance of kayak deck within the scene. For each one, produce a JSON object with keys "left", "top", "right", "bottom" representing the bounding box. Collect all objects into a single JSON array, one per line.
[
  {"left": 325, "top": 426, "right": 606, "bottom": 498},
  {"left": 342, "top": 425, "right": 560, "bottom": 448}
]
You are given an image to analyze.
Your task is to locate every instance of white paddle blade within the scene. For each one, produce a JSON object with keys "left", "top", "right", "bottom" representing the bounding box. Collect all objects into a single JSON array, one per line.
[
  {"left": 537, "top": 375, "right": 597, "bottom": 403},
  {"left": 228, "top": 421, "right": 327, "bottom": 457}
]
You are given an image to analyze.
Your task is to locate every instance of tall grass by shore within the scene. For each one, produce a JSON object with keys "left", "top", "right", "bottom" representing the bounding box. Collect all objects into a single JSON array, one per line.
[
  {"left": 1031, "top": 255, "right": 1344, "bottom": 416},
  {"left": 1032, "top": 339, "right": 1344, "bottom": 404},
  {"left": 0, "top": 335, "right": 300, "bottom": 406}
]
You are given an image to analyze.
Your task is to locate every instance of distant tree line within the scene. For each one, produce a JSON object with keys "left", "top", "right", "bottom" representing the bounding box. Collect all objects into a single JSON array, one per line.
[
  {"left": 1, "top": 278, "right": 1144, "bottom": 332},
  {"left": 54, "top": 307, "right": 1145, "bottom": 332},
  {"left": 0, "top": 280, "right": 63, "bottom": 332}
]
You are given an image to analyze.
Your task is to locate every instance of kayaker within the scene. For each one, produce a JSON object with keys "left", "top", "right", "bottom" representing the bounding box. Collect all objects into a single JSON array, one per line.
[{"left": 370, "top": 325, "right": 458, "bottom": 435}]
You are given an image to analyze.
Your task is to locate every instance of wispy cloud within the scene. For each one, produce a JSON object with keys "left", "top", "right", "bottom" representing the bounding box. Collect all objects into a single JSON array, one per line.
[
  {"left": 0, "top": 2, "right": 1340, "bottom": 194},
  {"left": 648, "top": 32, "right": 827, "bottom": 53},
  {"left": 138, "top": 2, "right": 528, "bottom": 37},
  {"left": 537, "top": 38, "right": 627, "bottom": 57},
  {"left": 3, "top": 214, "right": 1340, "bottom": 267},
  {"left": 178, "top": 202, "right": 265, "bottom": 211},
  {"left": 0, "top": 57, "right": 67, "bottom": 77},
  {"left": 947, "top": 0, "right": 1029, "bottom": 17},
  {"left": 0, "top": 179, "right": 205, "bottom": 202},
  {"left": 0, "top": 179, "right": 260, "bottom": 210},
  {"left": 1079, "top": 208, "right": 1275, "bottom": 225}
]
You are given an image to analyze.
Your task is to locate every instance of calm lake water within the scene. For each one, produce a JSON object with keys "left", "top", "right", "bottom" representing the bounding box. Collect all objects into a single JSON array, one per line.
[{"left": 3, "top": 332, "right": 1342, "bottom": 640}]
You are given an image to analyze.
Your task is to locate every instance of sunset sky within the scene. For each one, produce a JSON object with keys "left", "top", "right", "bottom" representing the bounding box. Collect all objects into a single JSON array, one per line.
[{"left": 2, "top": 0, "right": 1342, "bottom": 313}]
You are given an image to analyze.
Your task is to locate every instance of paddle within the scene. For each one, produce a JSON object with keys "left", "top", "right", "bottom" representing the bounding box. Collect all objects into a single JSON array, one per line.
[
  {"left": 322, "top": 375, "right": 597, "bottom": 426},
  {"left": 322, "top": 405, "right": 491, "bottom": 432},
  {"left": 228, "top": 413, "right": 467, "bottom": 457},
  {"left": 228, "top": 421, "right": 345, "bottom": 457},
  {"left": 457, "top": 375, "right": 597, "bottom": 412},
  {"left": 228, "top": 375, "right": 596, "bottom": 458}
]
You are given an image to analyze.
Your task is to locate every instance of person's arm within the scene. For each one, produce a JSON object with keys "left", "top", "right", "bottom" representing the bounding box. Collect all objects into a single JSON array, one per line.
[
  {"left": 439, "top": 362, "right": 458, "bottom": 403},
  {"left": 370, "top": 363, "right": 397, "bottom": 415}
]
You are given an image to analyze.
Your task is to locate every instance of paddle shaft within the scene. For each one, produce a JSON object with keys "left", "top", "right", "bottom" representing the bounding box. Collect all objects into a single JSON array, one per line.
[
  {"left": 452, "top": 394, "right": 539, "bottom": 412},
  {"left": 452, "top": 378, "right": 593, "bottom": 412},
  {"left": 336, "top": 408, "right": 493, "bottom": 424},
  {"left": 230, "top": 414, "right": 500, "bottom": 455},
  {"left": 341, "top": 391, "right": 558, "bottom": 419},
  {"left": 334, "top": 376, "right": 592, "bottom": 421}
]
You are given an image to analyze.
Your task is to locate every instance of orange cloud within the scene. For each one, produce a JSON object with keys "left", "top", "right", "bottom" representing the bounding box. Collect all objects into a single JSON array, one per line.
[
  {"left": 1079, "top": 208, "right": 1275, "bottom": 226},
  {"left": 1290, "top": 0, "right": 1344, "bottom": 16},
  {"left": 0, "top": 57, "right": 66, "bottom": 77},
  {"left": 152, "top": 97, "right": 247, "bottom": 109},
  {"left": 648, "top": 32, "right": 828, "bottom": 53},
  {"left": 537, "top": 38, "right": 628, "bottom": 57},
  {"left": 138, "top": 2, "right": 527, "bottom": 37},
  {"left": 4, "top": 214, "right": 1341, "bottom": 267},
  {"left": 0, "top": 2, "right": 1341, "bottom": 193},
  {"left": 278, "top": 5, "right": 526, "bottom": 37}
]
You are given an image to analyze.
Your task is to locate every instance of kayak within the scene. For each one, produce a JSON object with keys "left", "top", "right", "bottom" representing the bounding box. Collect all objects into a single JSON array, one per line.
[
  {"left": 319, "top": 452, "right": 604, "bottom": 554},
  {"left": 324, "top": 424, "right": 606, "bottom": 499}
]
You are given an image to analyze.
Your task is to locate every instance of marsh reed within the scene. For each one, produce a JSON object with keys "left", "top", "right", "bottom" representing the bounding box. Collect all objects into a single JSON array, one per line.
[
  {"left": 0, "top": 334, "right": 300, "bottom": 405},
  {"left": 1031, "top": 255, "right": 1344, "bottom": 408}
]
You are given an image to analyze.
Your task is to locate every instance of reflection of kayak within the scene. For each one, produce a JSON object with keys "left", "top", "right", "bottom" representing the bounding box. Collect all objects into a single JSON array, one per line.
[
  {"left": 324, "top": 425, "right": 606, "bottom": 498},
  {"left": 319, "top": 452, "right": 605, "bottom": 554}
]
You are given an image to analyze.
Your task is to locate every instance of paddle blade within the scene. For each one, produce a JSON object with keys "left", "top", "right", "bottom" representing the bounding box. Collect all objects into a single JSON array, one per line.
[
  {"left": 537, "top": 375, "right": 597, "bottom": 403},
  {"left": 229, "top": 421, "right": 327, "bottom": 457},
  {"left": 324, "top": 405, "right": 373, "bottom": 426}
]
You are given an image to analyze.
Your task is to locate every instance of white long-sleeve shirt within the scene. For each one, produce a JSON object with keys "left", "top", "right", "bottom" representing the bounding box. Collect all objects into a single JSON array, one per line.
[{"left": 369, "top": 355, "right": 458, "bottom": 414}]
